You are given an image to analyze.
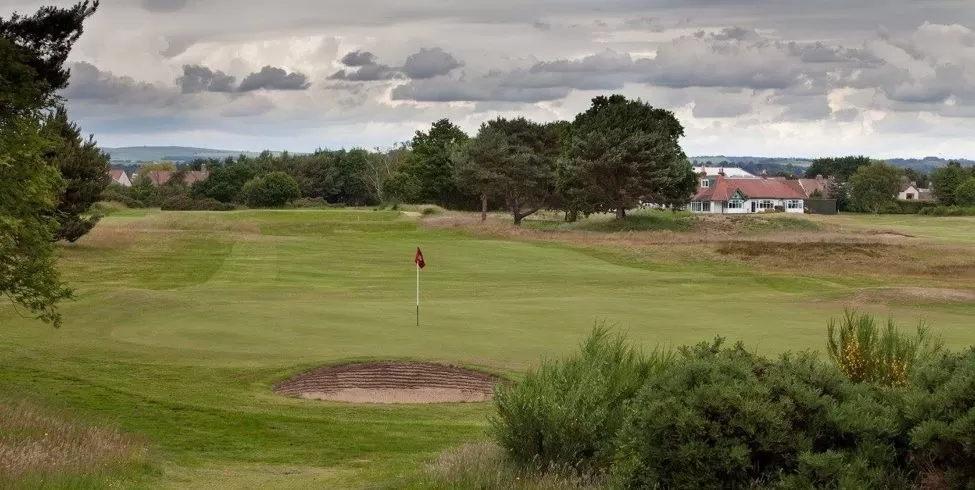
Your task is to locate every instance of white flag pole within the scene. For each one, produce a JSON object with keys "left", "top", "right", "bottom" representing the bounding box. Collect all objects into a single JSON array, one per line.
[{"left": 416, "top": 259, "right": 420, "bottom": 326}]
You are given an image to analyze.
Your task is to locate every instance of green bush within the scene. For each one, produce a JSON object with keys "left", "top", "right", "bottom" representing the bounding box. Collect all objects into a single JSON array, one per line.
[
  {"left": 100, "top": 187, "right": 146, "bottom": 208},
  {"left": 905, "top": 348, "right": 975, "bottom": 488},
  {"left": 826, "top": 310, "right": 944, "bottom": 387},
  {"left": 612, "top": 339, "right": 916, "bottom": 489},
  {"left": 160, "top": 195, "right": 196, "bottom": 211},
  {"left": 955, "top": 178, "right": 975, "bottom": 206},
  {"left": 918, "top": 205, "right": 975, "bottom": 216},
  {"left": 292, "top": 197, "right": 329, "bottom": 208},
  {"left": 489, "top": 325, "right": 672, "bottom": 475},
  {"left": 241, "top": 171, "right": 301, "bottom": 208},
  {"left": 160, "top": 195, "right": 235, "bottom": 211}
]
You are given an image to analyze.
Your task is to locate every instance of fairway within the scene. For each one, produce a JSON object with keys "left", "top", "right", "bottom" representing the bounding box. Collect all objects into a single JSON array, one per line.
[{"left": 2, "top": 209, "right": 974, "bottom": 488}]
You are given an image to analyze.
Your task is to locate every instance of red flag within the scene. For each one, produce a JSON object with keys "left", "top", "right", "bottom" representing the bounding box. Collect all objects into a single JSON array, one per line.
[{"left": 414, "top": 247, "right": 425, "bottom": 269}]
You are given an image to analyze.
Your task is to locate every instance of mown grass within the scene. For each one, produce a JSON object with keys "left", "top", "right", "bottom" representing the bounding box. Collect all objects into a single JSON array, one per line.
[{"left": 0, "top": 208, "right": 973, "bottom": 487}]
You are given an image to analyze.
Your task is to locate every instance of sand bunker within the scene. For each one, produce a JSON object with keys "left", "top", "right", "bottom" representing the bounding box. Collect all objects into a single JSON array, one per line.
[
  {"left": 274, "top": 361, "right": 501, "bottom": 404},
  {"left": 851, "top": 287, "right": 975, "bottom": 304}
]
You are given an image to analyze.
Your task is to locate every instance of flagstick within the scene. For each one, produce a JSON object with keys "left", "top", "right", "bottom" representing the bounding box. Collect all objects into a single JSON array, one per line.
[{"left": 416, "top": 260, "right": 420, "bottom": 326}]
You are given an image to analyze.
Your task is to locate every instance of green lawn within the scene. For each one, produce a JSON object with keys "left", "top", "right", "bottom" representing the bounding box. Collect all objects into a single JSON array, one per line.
[{"left": 2, "top": 209, "right": 974, "bottom": 488}]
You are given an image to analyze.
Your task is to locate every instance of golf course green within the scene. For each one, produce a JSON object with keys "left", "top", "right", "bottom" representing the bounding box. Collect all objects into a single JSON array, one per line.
[{"left": 2, "top": 208, "right": 974, "bottom": 488}]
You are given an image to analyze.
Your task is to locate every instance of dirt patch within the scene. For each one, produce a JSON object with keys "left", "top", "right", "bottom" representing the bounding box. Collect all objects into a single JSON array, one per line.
[
  {"left": 851, "top": 287, "right": 975, "bottom": 304},
  {"left": 865, "top": 229, "right": 916, "bottom": 239},
  {"left": 274, "top": 361, "right": 501, "bottom": 404}
]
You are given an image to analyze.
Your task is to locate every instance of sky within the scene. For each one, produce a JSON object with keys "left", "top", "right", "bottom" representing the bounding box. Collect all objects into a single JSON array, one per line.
[{"left": 4, "top": 0, "right": 975, "bottom": 158}]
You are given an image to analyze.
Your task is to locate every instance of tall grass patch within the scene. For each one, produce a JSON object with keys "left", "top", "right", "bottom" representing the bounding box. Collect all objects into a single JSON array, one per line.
[
  {"left": 398, "top": 441, "right": 605, "bottom": 490},
  {"left": 489, "top": 324, "right": 673, "bottom": 475},
  {"left": 826, "top": 310, "right": 945, "bottom": 386},
  {"left": 0, "top": 399, "right": 152, "bottom": 487}
]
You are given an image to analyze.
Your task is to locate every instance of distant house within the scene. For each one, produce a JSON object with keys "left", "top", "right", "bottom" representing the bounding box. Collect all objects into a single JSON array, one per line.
[
  {"left": 898, "top": 181, "right": 934, "bottom": 201},
  {"left": 109, "top": 169, "right": 132, "bottom": 187},
  {"left": 140, "top": 169, "right": 209, "bottom": 186},
  {"left": 688, "top": 172, "right": 807, "bottom": 214},
  {"left": 779, "top": 175, "right": 830, "bottom": 198}
]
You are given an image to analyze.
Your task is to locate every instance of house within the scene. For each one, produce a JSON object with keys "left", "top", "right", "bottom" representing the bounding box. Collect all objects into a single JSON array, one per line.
[
  {"left": 692, "top": 166, "right": 757, "bottom": 178},
  {"left": 780, "top": 175, "right": 830, "bottom": 198},
  {"left": 139, "top": 169, "right": 209, "bottom": 186},
  {"left": 109, "top": 169, "right": 132, "bottom": 187},
  {"left": 898, "top": 181, "right": 934, "bottom": 201},
  {"left": 688, "top": 173, "right": 807, "bottom": 214}
]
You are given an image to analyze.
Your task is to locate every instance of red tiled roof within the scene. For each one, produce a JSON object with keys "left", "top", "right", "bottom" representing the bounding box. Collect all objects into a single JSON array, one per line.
[
  {"left": 109, "top": 169, "right": 126, "bottom": 180},
  {"left": 183, "top": 170, "right": 209, "bottom": 184},
  {"left": 694, "top": 176, "right": 807, "bottom": 201}
]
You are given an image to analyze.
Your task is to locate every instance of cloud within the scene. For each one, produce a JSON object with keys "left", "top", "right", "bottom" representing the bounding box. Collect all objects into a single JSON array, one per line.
[
  {"left": 402, "top": 47, "right": 463, "bottom": 79},
  {"left": 237, "top": 65, "right": 311, "bottom": 91},
  {"left": 341, "top": 50, "right": 378, "bottom": 67},
  {"left": 62, "top": 62, "right": 179, "bottom": 104},
  {"left": 142, "top": 0, "right": 188, "bottom": 13},
  {"left": 176, "top": 64, "right": 236, "bottom": 93}
]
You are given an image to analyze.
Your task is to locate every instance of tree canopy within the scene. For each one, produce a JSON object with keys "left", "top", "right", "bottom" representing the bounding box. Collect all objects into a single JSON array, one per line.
[
  {"left": 848, "top": 162, "right": 903, "bottom": 214},
  {"left": 401, "top": 119, "right": 470, "bottom": 207},
  {"left": 558, "top": 95, "right": 695, "bottom": 219},
  {"left": 0, "top": 1, "right": 99, "bottom": 327},
  {"left": 453, "top": 117, "right": 565, "bottom": 225},
  {"left": 930, "top": 161, "right": 971, "bottom": 206},
  {"left": 804, "top": 156, "right": 873, "bottom": 181},
  {"left": 41, "top": 106, "right": 111, "bottom": 242}
]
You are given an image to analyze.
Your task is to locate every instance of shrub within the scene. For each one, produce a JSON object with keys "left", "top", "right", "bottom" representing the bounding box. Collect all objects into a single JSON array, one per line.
[
  {"left": 918, "top": 205, "right": 975, "bottom": 216},
  {"left": 489, "top": 324, "right": 672, "bottom": 475},
  {"left": 160, "top": 195, "right": 196, "bottom": 211},
  {"left": 160, "top": 195, "right": 235, "bottom": 211},
  {"left": 100, "top": 188, "right": 146, "bottom": 208},
  {"left": 905, "top": 348, "right": 975, "bottom": 488},
  {"left": 826, "top": 310, "right": 944, "bottom": 386},
  {"left": 241, "top": 171, "right": 301, "bottom": 208},
  {"left": 612, "top": 339, "right": 916, "bottom": 489}
]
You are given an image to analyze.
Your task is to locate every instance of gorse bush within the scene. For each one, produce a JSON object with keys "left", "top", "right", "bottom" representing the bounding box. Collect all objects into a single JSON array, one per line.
[
  {"left": 489, "top": 324, "right": 672, "bottom": 475},
  {"left": 826, "top": 310, "right": 944, "bottom": 386},
  {"left": 484, "top": 316, "right": 973, "bottom": 490}
]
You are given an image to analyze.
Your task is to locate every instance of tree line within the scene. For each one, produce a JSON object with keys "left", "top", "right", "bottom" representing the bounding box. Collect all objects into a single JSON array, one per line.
[
  {"left": 803, "top": 156, "right": 975, "bottom": 213},
  {"left": 110, "top": 94, "right": 699, "bottom": 225}
]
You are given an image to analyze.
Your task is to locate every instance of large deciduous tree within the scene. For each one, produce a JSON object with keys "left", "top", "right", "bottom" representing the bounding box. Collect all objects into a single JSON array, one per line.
[
  {"left": 453, "top": 117, "right": 564, "bottom": 225},
  {"left": 954, "top": 178, "right": 975, "bottom": 207},
  {"left": 930, "top": 161, "right": 970, "bottom": 206},
  {"left": 558, "top": 94, "right": 695, "bottom": 219},
  {"left": 0, "top": 1, "right": 99, "bottom": 327},
  {"left": 848, "top": 162, "right": 903, "bottom": 213},
  {"left": 41, "top": 107, "right": 111, "bottom": 242},
  {"left": 401, "top": 118, "right": 469, "bottom": 207}
]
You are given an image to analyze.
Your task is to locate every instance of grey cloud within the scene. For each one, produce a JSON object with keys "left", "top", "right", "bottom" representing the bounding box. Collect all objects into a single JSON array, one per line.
[
  {"left": 328, "top": 64, "right": 399, "bottom": 81},
  {"left": 771, "top": 94, "right": 833, "bottom": 121},
  {"left": 341, "top": 50, "right": 378, "bottom": 67},
  {"left": 622, "top": 16, "right": 665, "bottom": 32},
  {"left": 391, "top": 78, "right": 571, "bottom": 103},
  {"left": 692, "top": 99, "right": 753, "bottom": 118},
  {"left": 177, "top": 65, "right": 236, "bottom": 93},
  {"left": 62, "top": 62, "right": 178, "bottom": 104},
  {"left": 402, "top": 47, "right": 463, "bottom": 79},
  {"left": 330, "top": 47, "right": 463, "bottom": 81},
  {"left": 143, "top": 0, "right": 188, "bottom": 13},
  {"left": 237, "top": 66, "right": 311, "bottom": 91}
]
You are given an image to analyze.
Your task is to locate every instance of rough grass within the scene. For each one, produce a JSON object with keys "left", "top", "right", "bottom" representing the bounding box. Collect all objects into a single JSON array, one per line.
[
  {"left": 391, "top": 442, "right": 606, "bottom": 490},
  {"left": 0, "top": 400, "right": 153, "bottom": 488}
]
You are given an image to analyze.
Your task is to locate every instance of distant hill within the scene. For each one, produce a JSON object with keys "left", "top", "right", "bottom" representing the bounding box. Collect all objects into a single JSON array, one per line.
[
  {"left": 103, "top": 146, "right": 290, "bottom": 163},
  {"left": 691, "top": 155, "right": 973, "bottom": 177}
]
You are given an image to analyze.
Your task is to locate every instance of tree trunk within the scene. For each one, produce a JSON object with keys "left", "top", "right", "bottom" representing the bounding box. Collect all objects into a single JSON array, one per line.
[
  {"left": 616, "top": 207, "right": 626, "bottom": 219},
  {"left": 480, "top": 193, "right": 488, "bottom": 222}
]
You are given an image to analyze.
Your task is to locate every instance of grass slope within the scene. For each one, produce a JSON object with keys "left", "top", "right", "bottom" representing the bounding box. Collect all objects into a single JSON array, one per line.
[{"left": 1, "top": 209, "right": 973, "bottom": 487}]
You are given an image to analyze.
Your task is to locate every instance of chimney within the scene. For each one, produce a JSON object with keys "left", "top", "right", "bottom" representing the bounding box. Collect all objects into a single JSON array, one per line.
[
  {"left": 718, "top": 167, "right": 726, "bottom": 177},
  {"left": 816, "top": 174, "right": 823, "bottom": 182},
  {"left": 910, "top": 181, "right": 917, "bottom": 187},
  {"left": 761, "top": 168, "right": 767, "bottom": 179}
]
